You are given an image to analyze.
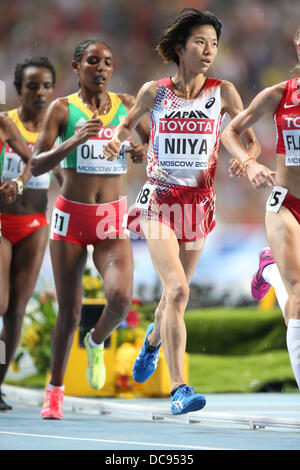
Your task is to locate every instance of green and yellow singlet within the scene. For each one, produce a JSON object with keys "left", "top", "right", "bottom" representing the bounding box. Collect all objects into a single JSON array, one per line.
[{"left": 60, "top": 92, "right": 129, "bottom": 174}]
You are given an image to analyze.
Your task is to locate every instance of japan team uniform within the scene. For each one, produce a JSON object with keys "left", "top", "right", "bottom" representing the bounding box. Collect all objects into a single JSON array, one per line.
[{"left": 128, "top": 77, "right": 223, "bottom": 242}]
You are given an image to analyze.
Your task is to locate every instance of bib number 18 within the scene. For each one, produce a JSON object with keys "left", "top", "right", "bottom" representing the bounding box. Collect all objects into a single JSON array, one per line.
[{"left": 135, "top": 183, "right": 155, "bottom": 210}]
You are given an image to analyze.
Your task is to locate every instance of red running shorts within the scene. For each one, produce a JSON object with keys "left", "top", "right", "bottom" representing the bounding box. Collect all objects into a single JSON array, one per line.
[
  {"left": 282, "top": 193, "right": 300, "bottom": 224},
  {"left": 0, "top": 211, "right": 48, "bottom": 245},
  {"left": 127, "top": 179, "right": 216, "bottom": 242},
  {"left": 50, "top": 194, "right": 128, "bottom": 246}
]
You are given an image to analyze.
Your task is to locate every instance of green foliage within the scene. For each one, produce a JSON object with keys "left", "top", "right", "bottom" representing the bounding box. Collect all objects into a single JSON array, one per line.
[
  {"left": 185, "top": 307, "right": 286, "bottom": 355},
  {"left": 10, "top": 304, "right": 295, "bottom": 394},
  {"left": 15, "top": 291, "right": 57, "bottom": 374},
  {"left": 189, "top": 351, "right": 296, "bottom": 393},
  {"left": 82, "top": 268, "right": 105, "bottom": 299}
]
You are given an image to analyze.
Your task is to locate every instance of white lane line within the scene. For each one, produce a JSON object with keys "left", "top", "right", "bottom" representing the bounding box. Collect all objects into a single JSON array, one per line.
[{"left": 0, "top": 431, "right": 230, "bottom": 450}]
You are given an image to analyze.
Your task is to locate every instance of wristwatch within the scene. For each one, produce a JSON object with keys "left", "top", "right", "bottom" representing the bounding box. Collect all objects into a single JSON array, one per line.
[{"left": 12, "top": 177, "right": 24, "bottom": 195}]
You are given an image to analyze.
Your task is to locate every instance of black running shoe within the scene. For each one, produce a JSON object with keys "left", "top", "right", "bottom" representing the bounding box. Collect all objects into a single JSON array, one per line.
[{"left": 0, "top": 390, "right": 12, "bottom": 411}]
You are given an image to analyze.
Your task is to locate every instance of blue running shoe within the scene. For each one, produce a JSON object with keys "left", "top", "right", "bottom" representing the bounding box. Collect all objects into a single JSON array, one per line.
[
  {"left": 171, "top": 385, "right": 206, "bottom": 415},
  {"left": 133, "top": 323, "right": 161, "bottom": 383}
]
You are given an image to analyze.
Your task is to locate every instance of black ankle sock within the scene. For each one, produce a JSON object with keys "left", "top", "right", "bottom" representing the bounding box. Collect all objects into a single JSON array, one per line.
[
  {"left": 171, "top": 384, "right": 187, "bottom": 396},
  {"left": 145, "top": 338, "right": 159, "bottom": 352}
]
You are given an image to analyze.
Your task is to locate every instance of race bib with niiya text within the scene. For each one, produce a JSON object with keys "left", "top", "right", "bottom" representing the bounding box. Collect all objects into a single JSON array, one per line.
[
  {"left": 76, "top": 126, "right": 127, "bottom": 174},
  {"left": 158, "top": 118, "right": 215, "bottom": 170},
  {"left": 282, "top": 116, "right": 300, "bottom": 166}
]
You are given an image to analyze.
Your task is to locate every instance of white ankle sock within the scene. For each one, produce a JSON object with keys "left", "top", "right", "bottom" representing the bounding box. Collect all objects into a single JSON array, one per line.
[
  {"left": 262, "top": 263, "right": 288, "bottom": 315},
  {"left": 48, "top": 383, "right": 65, "bottom": 391},
  {"left": 286, "top": 319, "right": 300, "bottom": 389},
  {"left": 88, "top": 329, "right": 103, "bottom": 348}
]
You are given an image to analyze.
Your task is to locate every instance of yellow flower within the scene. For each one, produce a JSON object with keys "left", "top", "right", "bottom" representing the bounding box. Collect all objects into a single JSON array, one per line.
[
  {"left": 23, "top": 326, "right": 40, "bottom": 349},
  {"left": 82, "top": 275, "right": 102, "bottom": 291},
  {"left": 115, "top": 343, "right": 138, "bottom": 376},
  {"left": 133, "top": 328, "right": 146, "bottom": 340},
  {"left": 10, "top": 361, "right": 19, "bottom": 373}
]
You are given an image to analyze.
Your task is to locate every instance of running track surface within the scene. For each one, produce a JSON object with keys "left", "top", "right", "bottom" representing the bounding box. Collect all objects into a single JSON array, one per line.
[{"left": 0, "top": 388, "right": 299, "bottom": 451}]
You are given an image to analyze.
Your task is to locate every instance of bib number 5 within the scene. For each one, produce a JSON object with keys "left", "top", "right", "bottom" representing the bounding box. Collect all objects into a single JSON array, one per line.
[{"left": 266, "top": 186, "right": 288, "bottom": 213}]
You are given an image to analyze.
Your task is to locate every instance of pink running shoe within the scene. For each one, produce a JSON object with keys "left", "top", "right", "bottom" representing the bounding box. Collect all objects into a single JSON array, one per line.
[
  {"left": 41, "top": 387, "right": 64, "bottom": 419},
  {"left": 251, "top": 247, "right": 275, "bottom": 300}
]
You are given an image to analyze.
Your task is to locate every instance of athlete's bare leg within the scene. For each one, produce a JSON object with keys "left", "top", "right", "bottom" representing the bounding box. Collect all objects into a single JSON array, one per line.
[
  {"left": 91, "top": 238, "right": 133, "bottom": 344},
  {"left": 0, "top": 226, "right": 48, "bottom": 385},
  {"left": 266, "top": 206, "right": 300, "bottom": 388},
  {"left": 49, "top": 239, "right": 87, "bottom": 387},
  {"left": 141, "top": 219, "right": 204, "bottom": 391},
  {"left": 0, "top": 238, "right": 12, "bottom": 317},
  {"left": 147, "top": 238, "right": 205, "bottom": 350},
  {"left": 266, "top": 207, "right": 300, "bottom": 323}
]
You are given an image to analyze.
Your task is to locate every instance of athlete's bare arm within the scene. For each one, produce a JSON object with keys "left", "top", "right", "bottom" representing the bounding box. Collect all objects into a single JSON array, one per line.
[
  {"left": 0, "top": 115, "right": 32, "bottom": 200},
  {"left": 0, "top": 114, "right": 31, "bottom": 164},
  {"left": 104, "top": 81, "right": 157, "bottom": 161},
  {"left": 31, "top": 98, "right": 102, "bottom": 176},
  {"left": 118, "top": 93, "right": 150, "bottom": 163},
  {"left": 222, "top": 82, "right": 285, "bottom": 188},
  {"left": 118, "top": 93, "right": 150, "bottom": 144}
]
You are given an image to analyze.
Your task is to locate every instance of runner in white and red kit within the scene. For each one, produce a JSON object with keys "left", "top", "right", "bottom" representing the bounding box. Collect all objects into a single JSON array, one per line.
[
  {"left": 127, "top": 75, "right": 222, "bottom": 243},
  {"left": 104, "top": 9, "right": 260, "bottom": 414},
  {"left": 222, "top": 28, "right": 300, "bottom": 390}
]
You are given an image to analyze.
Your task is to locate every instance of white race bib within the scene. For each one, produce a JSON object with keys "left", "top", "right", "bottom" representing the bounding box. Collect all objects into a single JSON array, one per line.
[
  {"left": 158, "top": 118, "right": 215, "bottom": 170},
  {"left": 282, "top": 117, "right": 300, "bottom": 165},
  {"left": 51, "top": 207, "right": 70, "bottom": 236},
  {"left": 2, "top": 143, "right": 50, "bottom": 189},
  {"left": 266, "top": 186, "right": 288, "bottom": 213},
  {"left": 76, "top": 126, "right": 127, "bottom": 174},
  {"left": 135, "top": 182, "right": 156, "bottom": 210},
  {"left": 1, "top": 148, "right": 23, "bottom": 181}
]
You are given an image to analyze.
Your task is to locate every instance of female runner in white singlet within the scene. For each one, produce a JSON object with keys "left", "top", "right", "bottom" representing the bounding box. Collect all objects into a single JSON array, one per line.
[
  {"left": 222, "top": 28, "right": 300, "bottom": 390},
  {"left": 104, "top": 9, "right": 260, "bottom": 414}
]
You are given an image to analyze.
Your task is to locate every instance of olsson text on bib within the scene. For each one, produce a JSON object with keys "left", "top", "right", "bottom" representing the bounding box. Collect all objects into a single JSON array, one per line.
[{"left": 76, "top": 126, "right": 127, "bottom": 174}]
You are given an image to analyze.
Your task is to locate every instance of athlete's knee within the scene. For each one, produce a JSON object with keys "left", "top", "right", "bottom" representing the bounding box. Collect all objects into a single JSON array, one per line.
[
  {"left": 56, "top": 305, "right": 82, "bottom": 333},
  {"left": 0, "top": 295, "right": 9, "bottom": 317},
  {"left": 287, "top": 282, "right": 300, "bottom": 318},
  {"left": 167, "top": 281, "right": 189, "bottom": 307},
  {"left": 106, "top": 287, "right": 132, "bottom": 318}
]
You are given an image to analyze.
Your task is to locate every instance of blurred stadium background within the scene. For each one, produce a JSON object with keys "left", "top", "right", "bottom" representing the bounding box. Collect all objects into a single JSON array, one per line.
[{"left": 0, "top": 0, "right": 299, "bottom": 303}]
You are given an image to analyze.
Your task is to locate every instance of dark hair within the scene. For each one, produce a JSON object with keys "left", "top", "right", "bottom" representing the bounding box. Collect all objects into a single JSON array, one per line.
[
  {"left": 14, "top": 56, "right": 56, "bottom": 94},
  {"left": 73, "top": 38, "right": 113, "bottom": 62},
  {"left": 156, "top": 9, "right": 222, "bottom": 65}
]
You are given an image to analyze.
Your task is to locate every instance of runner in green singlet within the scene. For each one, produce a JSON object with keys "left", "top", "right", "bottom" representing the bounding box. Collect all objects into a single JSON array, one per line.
[{"left": 32, "top": 39, "right": 149, "bottom": 419}]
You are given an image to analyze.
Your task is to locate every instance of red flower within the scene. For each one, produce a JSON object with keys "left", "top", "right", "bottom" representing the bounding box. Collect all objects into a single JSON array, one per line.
[{"left": 126, "top": 309, "right": 139, "bottom": 327}]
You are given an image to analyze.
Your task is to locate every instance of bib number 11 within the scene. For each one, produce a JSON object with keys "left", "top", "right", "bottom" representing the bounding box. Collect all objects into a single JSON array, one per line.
[{"left": 51, "top": 208, "right": 70, "bottom": 236}]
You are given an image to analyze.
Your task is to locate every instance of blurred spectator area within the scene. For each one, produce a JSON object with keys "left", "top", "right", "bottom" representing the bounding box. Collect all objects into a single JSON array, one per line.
[{"left": 0, "top": 0, "right": 299, "bottom": 225}]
